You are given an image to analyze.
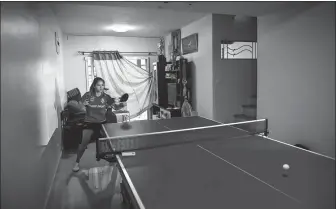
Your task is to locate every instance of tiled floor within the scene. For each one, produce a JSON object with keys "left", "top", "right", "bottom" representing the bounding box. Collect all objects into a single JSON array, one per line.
[{"left": 46, "top": 143, "right": 124, "bottom": 209}]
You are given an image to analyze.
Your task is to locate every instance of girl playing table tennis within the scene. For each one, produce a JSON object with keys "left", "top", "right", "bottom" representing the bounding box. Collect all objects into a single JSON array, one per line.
[{"left": 73, "top": 77, "right": 128, "bottom": 172}]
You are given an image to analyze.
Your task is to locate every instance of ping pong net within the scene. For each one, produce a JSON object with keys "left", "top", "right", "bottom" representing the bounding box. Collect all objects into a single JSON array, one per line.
[{"left": 100, "top": 119, "right": 269, "bottom": 154}]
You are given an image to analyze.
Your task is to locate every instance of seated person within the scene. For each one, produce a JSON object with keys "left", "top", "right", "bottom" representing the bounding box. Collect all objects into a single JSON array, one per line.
[{"left": 73, "top": 77, "right": 127, "bottom": 172}]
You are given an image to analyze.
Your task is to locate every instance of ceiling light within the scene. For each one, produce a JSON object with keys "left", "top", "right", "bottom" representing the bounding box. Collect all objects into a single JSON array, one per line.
[{"left": 104, "top": 24, "right": 136, "bottom": 33}]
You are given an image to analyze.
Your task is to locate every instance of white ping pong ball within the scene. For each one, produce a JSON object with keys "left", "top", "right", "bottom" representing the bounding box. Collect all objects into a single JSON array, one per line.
[{"left": 283, "top": 164, "right": 290, "bottom": 170}]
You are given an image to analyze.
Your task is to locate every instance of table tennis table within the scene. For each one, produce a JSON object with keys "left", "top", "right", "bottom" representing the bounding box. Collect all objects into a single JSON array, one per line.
[{"left": 98, "top": 116, "right": 335, "bottom": 209}]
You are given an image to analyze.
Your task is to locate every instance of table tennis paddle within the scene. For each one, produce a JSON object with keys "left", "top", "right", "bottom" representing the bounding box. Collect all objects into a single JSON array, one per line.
[{"left": 120, "top": 93, "right": 129, "bottom": 102}]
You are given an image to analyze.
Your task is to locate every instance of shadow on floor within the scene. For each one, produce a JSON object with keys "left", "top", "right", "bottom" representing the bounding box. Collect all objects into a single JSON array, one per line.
[{"left": 46, "top": 143, "right": 125, "bottom": 209}]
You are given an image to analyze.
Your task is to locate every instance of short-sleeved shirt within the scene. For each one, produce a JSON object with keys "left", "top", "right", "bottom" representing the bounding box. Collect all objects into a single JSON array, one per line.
[{"left": 81, "top": 92, "right": 114, "bottom": 123}]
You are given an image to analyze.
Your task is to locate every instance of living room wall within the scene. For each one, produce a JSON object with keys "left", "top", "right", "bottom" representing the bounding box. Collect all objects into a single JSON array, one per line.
[
  {"left": 165, "top": 14, "right": 214, "bottom": 119},
  {"left": 212, "top": 14, "right": 257, "bottom": 123},
  {"left": 63, "top": 35, "right": 159, "bottom": 94},
  {"left": 257, "top": 2, "right": 335, "bottom": 157},
  {"left": 1, "top": 2, "right": 66, "bottom": 209},
  {"left": 164, "top": 14, "right": 257, "bottom": 122}
]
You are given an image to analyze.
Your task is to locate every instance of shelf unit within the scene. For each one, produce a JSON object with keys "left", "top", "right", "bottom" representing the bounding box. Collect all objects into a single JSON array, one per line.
[
  {"left": 154, "top": 55, "right": 191, "bottom": 108},
  {"left": 150, "top": 55, "right": 192, "bottom": 119}
]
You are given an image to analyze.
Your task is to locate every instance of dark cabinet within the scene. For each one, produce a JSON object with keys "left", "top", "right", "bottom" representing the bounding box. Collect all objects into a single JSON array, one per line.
[{"left": 153, "top": 55, "right": 192, "bottom": 109}]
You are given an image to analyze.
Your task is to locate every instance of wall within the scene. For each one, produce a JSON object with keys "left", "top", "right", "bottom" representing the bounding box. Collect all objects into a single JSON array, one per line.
[
  {"left": 1, "top": 2, "right": 66, "bottom": 209},
  {"left": 212, "top": 14, "right": 257, "bottom": 123},
  {"left": 257, "top": 2, "right": 335, "bottom": 157},
  {"left": 164, "top": 15, "right": 213, "bottom": 119},
  {"left": 164, "top": 14, "right": 256, "bottom": 121},
  {"left": 63, "top": 35, "right": 159, "bottom": 93}
]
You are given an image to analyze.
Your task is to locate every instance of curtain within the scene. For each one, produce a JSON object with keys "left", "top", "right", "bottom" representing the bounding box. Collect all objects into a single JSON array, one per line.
[{"left": 93, "top": 51, "right": 154, "bottom": 118}]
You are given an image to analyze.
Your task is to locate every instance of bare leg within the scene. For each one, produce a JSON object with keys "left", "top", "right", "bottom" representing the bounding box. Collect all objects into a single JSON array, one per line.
[
  {"left": 73, "top": 123, "right": 101, "bottom": 172},
  {"left": 73, "top": 128, "right": 93, "bottom": 172},
  {"left": 76, "top": 129, "right": 94, "bottom": 163}
]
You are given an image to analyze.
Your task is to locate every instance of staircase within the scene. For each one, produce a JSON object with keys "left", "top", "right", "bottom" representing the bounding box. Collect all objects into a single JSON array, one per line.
[{"left": 234, "top": 95, "right": 257, "bottom": 122}]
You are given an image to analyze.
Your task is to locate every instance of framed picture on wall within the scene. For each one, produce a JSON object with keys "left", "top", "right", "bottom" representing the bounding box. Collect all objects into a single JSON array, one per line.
[
  {"left": 182, "top": 33, "right": 198, "bottom": 55},
  {"left": 171, "top": 29, "right": 181, "bottom": 56}
]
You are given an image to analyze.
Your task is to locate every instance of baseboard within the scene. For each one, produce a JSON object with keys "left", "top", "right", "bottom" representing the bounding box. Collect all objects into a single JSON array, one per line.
[
  {"left": 38, "top": 145, "right": 47, "bottom": 158},
  {"left": 41, "top": 128, "right": 63, "bottom": 209},
  {"left": 43, "top": 152, "right": 62, "bottom": 209}
]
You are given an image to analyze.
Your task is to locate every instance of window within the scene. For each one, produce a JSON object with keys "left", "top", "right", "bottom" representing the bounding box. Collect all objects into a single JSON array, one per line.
[
  {"left": 125, "top": 56, "right": 150, "bottom": 121},
  {"left": 126, "top": 56, "right": 149, "bottom": 70},
  {"left": 85, "top": 57, "right": 96, "bottom": 91},
  {"left": 85, "top": 56, "right": 150, "bottom": 121},
  {"left": 220, "top": 41, "right": 257, "bottom": 59}
]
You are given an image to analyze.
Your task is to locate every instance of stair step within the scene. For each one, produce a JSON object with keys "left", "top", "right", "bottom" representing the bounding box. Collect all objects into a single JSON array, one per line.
[
  {"left": 242, "top": 104, "right": 256, "bottom": 109},
  {"left": 234, "top": 114, "right": 256, "bottom": 121},
  {"left": 248, "top": 96, "right": 257, "bottom": 105},
  {"left": 242, "top": 104, "right": 257, "bottom": 118}
]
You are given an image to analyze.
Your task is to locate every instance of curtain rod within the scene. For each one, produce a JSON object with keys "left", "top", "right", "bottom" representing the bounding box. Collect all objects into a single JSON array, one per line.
[{"left": 78, "top": 51, "right": 158, "bottom": 56}]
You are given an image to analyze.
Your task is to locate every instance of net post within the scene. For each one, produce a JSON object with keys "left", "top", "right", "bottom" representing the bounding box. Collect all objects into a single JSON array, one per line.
[{"left": 264, "top": 119, "right": 269, "bottom": 137}]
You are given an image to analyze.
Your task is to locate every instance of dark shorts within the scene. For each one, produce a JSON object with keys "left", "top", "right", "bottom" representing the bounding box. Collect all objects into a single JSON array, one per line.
[{"left": 82, "top": 121, "right": 105, "bottom": 130}]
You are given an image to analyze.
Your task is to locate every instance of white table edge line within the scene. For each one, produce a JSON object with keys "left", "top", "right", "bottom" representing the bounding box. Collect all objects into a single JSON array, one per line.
[
  {"left": 197, "top": 144, "right": 302, "bottom": 204},
  {"left": 159, "top": 118, "right": 300, "bottom": 203},
  {"left": 262, "top": 135, "right": 335, "bottom": 160},
  {"left": 101, "top": 125, "right": 146, "bottom": 209},
  {"left": 198, "top": 116, "right": 335, "bottom": 161},
  {"left": 99, "top": 118, "right": 267, "bottom": 141}
]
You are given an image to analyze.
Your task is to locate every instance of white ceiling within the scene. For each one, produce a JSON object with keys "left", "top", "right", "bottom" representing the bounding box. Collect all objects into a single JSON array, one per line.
[
  {"left": 51, "top": 3, "right": 206, "bottom": 37},
  {"left": 51, "top": 2, "right": 310, "bottom": 37}
]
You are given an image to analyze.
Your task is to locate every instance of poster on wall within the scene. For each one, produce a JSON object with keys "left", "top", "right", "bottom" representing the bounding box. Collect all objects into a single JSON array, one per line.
[
  {"left": 171, "top": 29, "right": 181, "bottom": 56},
  {"left": 182, "top": 33, "right": 198, "bottom": 55}
]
